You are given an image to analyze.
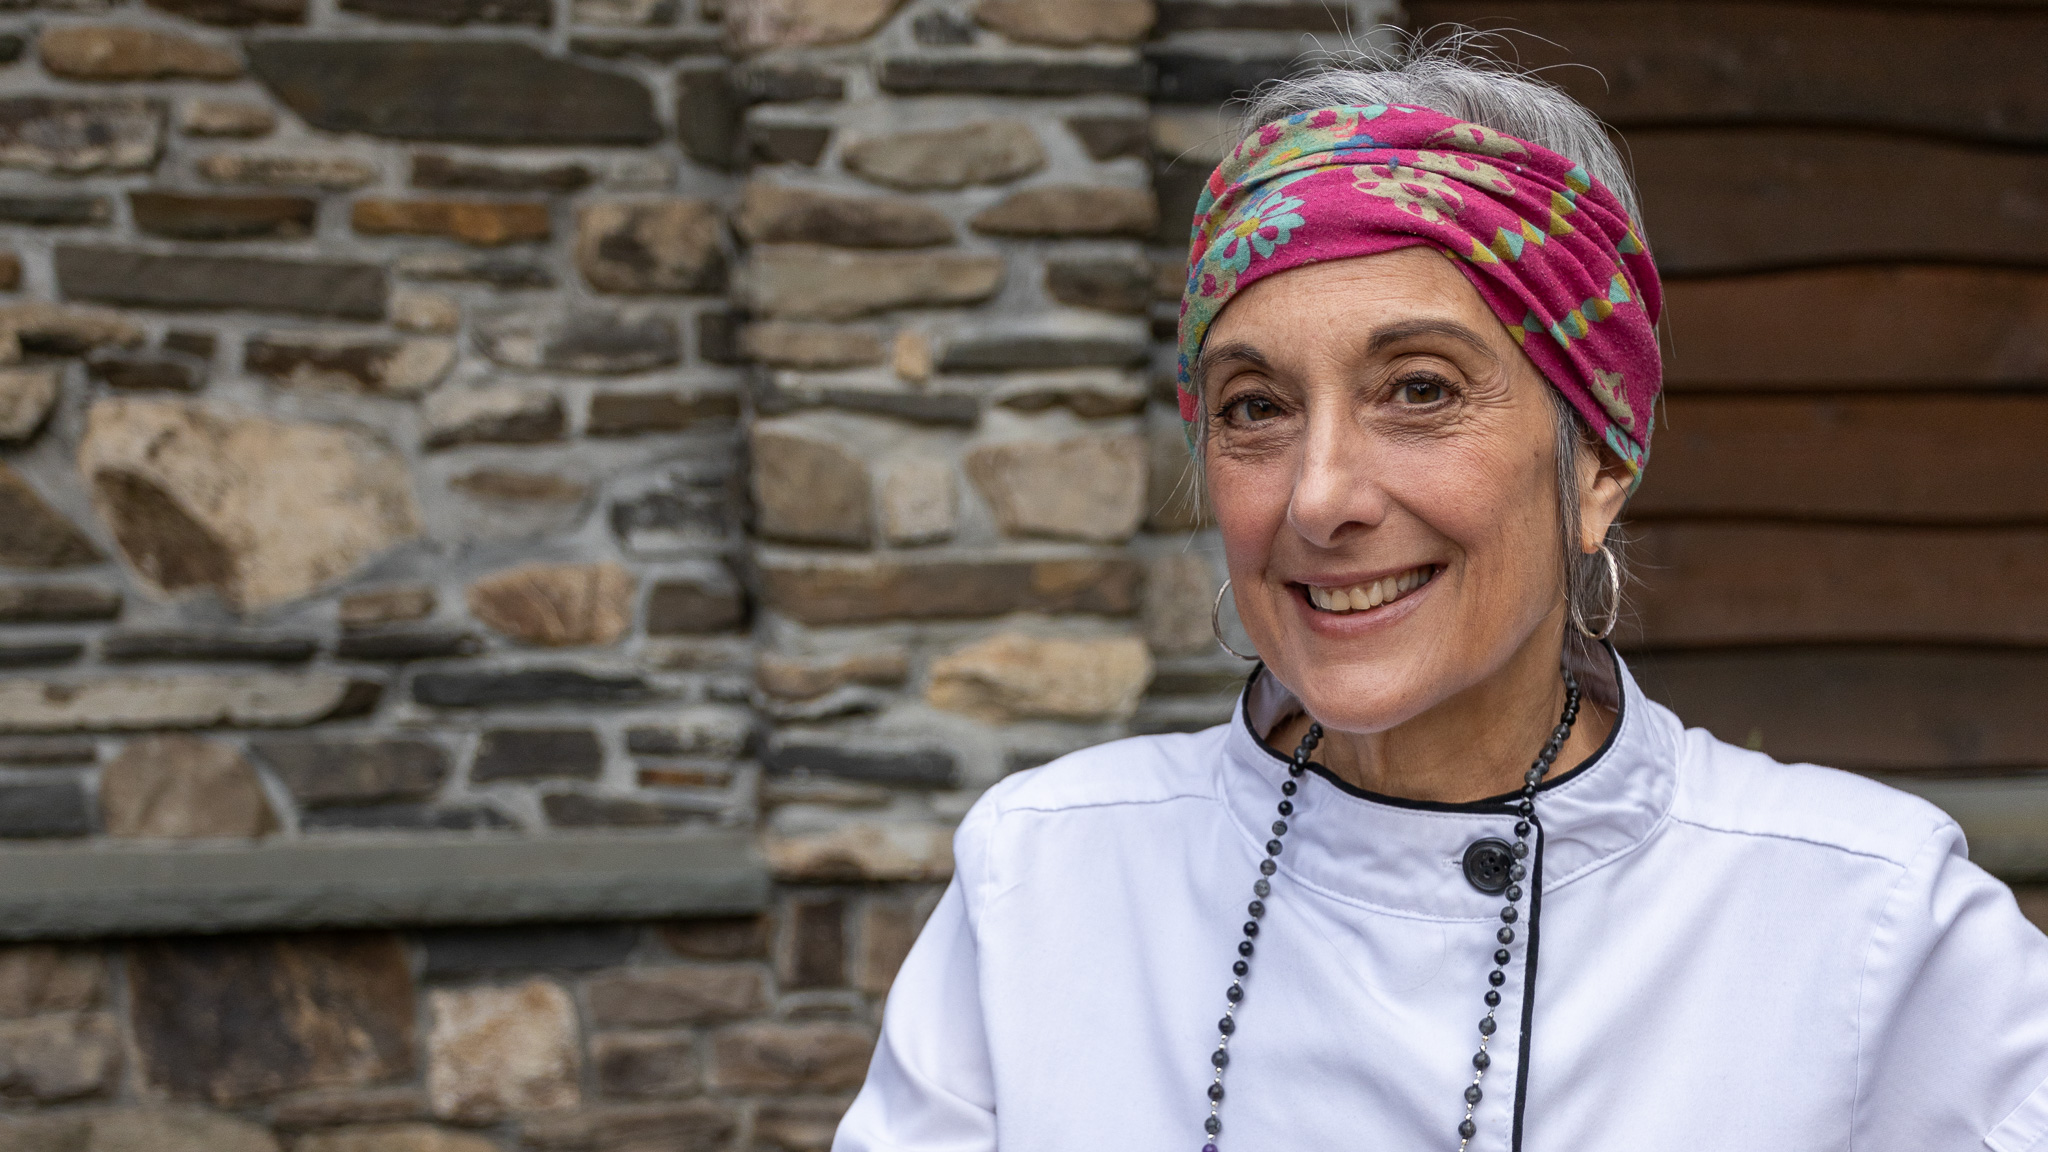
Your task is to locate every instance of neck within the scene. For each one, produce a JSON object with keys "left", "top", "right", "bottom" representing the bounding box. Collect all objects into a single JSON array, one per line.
[{"left": 1268, "top": 622, "right": 1616, "bottom": 804}]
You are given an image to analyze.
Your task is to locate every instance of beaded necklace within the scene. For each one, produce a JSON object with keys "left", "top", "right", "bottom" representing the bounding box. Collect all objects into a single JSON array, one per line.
[{"left": 1201, "top": 668, "right": 1582, "bottom": 1150}]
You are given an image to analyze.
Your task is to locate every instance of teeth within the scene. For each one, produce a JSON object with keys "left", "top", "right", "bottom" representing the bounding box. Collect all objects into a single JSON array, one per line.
[{"left": 1307, "top": 566, "right": 1433, "bottom": 615}]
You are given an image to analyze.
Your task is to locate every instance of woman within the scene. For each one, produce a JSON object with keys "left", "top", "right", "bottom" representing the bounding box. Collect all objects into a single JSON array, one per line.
[{"left": 834, "top": 46, "right": 2048, "bottom": 1150}]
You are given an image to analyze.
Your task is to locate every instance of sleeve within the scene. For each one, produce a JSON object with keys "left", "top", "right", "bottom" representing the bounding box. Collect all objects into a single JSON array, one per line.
[
  {"left": 833, "top": 808, "right": 1001, "bottom": 1151},
  {"left": 1852, "top": 822, "right": 2048, "bottom": 1150}
]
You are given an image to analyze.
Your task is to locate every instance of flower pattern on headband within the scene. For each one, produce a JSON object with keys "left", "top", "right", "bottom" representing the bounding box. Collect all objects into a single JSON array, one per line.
[{"left": 1177, "top": 103, "right": 1664, "bottom": 486}]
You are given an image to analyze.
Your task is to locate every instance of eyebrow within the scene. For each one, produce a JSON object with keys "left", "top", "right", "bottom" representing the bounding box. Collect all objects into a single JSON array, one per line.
[
  {"left": 1366, "top": 318, "right": 1502, "bottom": 366},
  {"left": 1193, "top": 339, "right": 1271, "bottom": 394}
]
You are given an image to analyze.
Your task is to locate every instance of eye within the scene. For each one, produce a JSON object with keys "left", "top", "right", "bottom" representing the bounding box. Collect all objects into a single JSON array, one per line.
[
  {"left": 1395, "top": 374, "right": 1449, "bottom": 405},
  {"left": 1227, "top": 395, "right": 1282, "bottom": 423}
]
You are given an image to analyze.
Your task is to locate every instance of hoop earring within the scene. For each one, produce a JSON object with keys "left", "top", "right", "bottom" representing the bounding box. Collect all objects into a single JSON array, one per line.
[
  {"left": 1212, "top": 580, "right": 1259, "bottom": 662},
  {"left": 1570, "top": 544, "right": 1622, "bottom": 641}
]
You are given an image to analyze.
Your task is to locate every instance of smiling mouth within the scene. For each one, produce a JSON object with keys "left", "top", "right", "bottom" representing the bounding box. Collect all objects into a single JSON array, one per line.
[{"left": 1302, "top": 565, "right": 1438, "bottom": 614}]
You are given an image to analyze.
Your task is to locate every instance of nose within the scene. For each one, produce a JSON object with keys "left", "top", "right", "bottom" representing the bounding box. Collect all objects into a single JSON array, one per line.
[{"left": 1285, "top": 407, "right": 1388, "bottom": 548}]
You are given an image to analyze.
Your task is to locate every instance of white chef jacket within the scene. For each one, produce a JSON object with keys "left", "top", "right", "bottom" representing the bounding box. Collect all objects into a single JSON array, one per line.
[{"left": 836, "top": 649, "right": 2048, "bottom": 1151}]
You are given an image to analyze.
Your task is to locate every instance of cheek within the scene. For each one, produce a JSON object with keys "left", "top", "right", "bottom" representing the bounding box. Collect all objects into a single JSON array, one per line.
[
  {"left": 1204, "top": 454, "right": 1289, "bottom": 567},
  {"left": 1409, "top": 435, "right": 1558, "bottom": 594}
]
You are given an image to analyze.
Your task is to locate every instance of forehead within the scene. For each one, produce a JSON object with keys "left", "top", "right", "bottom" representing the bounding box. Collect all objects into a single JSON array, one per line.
[{"left": 1203, "top": 246, "right": 1502, "bottom": 348}]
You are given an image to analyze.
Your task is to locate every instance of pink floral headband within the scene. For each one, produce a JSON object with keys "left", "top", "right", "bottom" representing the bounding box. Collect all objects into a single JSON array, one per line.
[{"left": 1177, "top": 103, "right": 1663, "bottom": 481}]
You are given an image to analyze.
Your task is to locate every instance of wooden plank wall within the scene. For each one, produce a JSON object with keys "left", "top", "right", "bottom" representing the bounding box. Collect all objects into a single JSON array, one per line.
[{"left": 1407, "top": 1, "right": 2048, "bottom": 876}]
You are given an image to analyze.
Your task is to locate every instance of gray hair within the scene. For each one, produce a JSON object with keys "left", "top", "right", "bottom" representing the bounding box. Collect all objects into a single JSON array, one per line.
[{"left": 1211, "top": 34, "right": 1638, "bottom": 646}]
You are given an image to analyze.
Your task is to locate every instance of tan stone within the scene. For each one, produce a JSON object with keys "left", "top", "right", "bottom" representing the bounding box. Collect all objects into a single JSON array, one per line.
[
  {"left": 466, "top": 562, "right": 634, "bottom": 647},
  {"left": 101, "top": 734, "right": 278, "bottom": 839},
  {"left": 41, "top": 25, "right": 241, "bottom": 81},
  {"left": 892, "top": 330, "right": 933, "bottom": 384},
  {"left": 976, "top": 0, "right": 1154, "bottom": 43},
  {"left": 1143, "top": 552, "right": 1217, "bottom": 656},
  {"left": 1150, "top": 106, "right": 1237, "bottom": 168},
  {"left": 843, "top": 121, "right": 1045, "bottom": 190},
  {"left": 179, "top": 98, "right": 275, "bottom": 138},
  {"left": 928, "top": 632, "right": 1153, "bottom": 722},
  {"left": 0, "top": 1012, "right": 119, "bottom": 1101},
  {"left": 244, "top": 333, "right": 455, "bottom": 397},
  {"left": 758, "top": 552, "right": 1142, "bottom": 626},
  {"left": 857, "top": 899, "right": 919, "bottom": 996},
  {"left": 426, "top": 980, "right": 580, "bottom": 1123},
  {"left": 422, "top": 387, "right": 564, "bottom": 449},
  {"left": 0, "top": 946, "right": 103, "bottom": 1019},
  {"left": 518, "top": 1102, "right": 735, "bottom": 1151},
  {"left": 751, "top": 423, "right": 872, "bottom": 546},
  {"left": 711, "top": 1023, "right": 872, "bottom": 1092},
  {"left": 0, "top": 301, "right": 146, "bottom": 355},
  {"left": 88, "top": 1109, "right": 279, "bottom": 1152},
  {"left": 353, "top": 199, "right": 550, "bottom": 247},
  {"left": 746, "top": 245, "right": 1004, "bottom": 320},
  {"left": 756, "top": 648, "right": 910, "bottom": 700},
  {"left": 449, "top": 470, "right": 589, "bottom": 505},
  {"left": 991, "top": 372, "right": 1147, "bottom": 418},
  {"left": 739, "top": 322, "right": 885, "bottom": 369},
  {"left": 736, "top": 182, "right": 952, "bottom": 249},
  {"left": 78, "top": 399, "right": 422, "bottom": 610},
  {"left": 756, "top": 1100, "right": 848, "bottom": 1152},
  {"left": 390, "top": 290, "right": 460, "bottom": 335},
  {"left": 764, "top": 820, "right": 954, "bottom": 882},
  {"left": 0, "top": 673, "right": 370, "bottom": 734},
  {"left": 197, "top": 152, "right": 379, "bottom": 189},
  {"left": 585, "top": 965, "right": 767, "bottom": 1028},
  {"left": 576, "top": 199, "right": 724, "bottom": 294},
  {"left": 270, "top": 1088, "right": 432, "bottom": 1131},
  {"left": 879, "top": 457, "right": 956, "bottom": 546},
  {"left": 966, "top": 434, "right": 1146, "bottom": 543},
  {"left": 0, "top": 1112, "right": 88, "bottom": 1152},
  {"left": 0, "top": 463, "right": 103, "bottom": 569},
  {"left": 339, "top": 585, "right": 435, "bottom": 630},
  {"left": 0, "top": 366, "right": 61, "bottom": 443},
  {"left": 293, "top": 1123, "right": 498, "bottom": 1152},
  {"left": 726, "top": 0, "right": 906, "bottom": 53},
  {"left": 591, "top": 1032, "right": 699, "bottom": 1100},
  {"left": 573, "top": 0, "right": 677, "bottom": 25},
  {"left": 970, "top": 185, "right": 1158, "bottom": 238}
]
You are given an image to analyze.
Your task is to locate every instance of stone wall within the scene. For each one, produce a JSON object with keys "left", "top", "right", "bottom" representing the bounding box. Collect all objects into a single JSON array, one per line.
[{"left": 0, "top": 0, "right": 1387, "bottom": 1147}]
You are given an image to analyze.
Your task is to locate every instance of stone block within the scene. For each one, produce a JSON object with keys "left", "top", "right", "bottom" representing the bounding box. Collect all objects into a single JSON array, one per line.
[
  {"left": 80, "top": 398, "right": 421, "bottom": 610},
  {"left": 467, "top": 562, "right": 634, "bottom": 648},
  {"left": 422, "top": 387, "right": 565, "bottom": 449},
  {"left": 412, "top": 669, "right": 652, "bottom": 708},
  {"left": 85, "top": 349, "right": 206, "bottom": 392},
  {"left": 966, "top": 434, "right": 1147, "bottom": 542},
  {"left": 725, "top": 0, "right": 906, "bottom": 53},
  {"left": 587, "top": 389, "right": 738, "bottom": 435},
  {"left": 751, "top": 423, "right": 872, "bottom": 546},
  {"left": 711, "top": 1023, "right": 871, "bottom": 1092},
  {"left": 1149, "top": 44, "right": 1309, "bottom": 104},
  {"left": 164, "top": 330, "right": 220, "bottom": 359},
  {"left": 450, "top": 469, "right": 589, "bottom": 505},
  {"left": 912, "top": 8, "right": 976, "bottom": 44},
  {"left": 0, "top": 945, "right": 103, "bottom": 1018},
  {"left": 0, "top": 194, "right": 111, "bottom": 226},
  {"left": 0, "top": 584, "right": 120, "bottom": 624},
  {"left": 420, "top": 924, "right": 638, "bottom": 976},
  {"left": 675, "top": 61, "right": 743, "bottom": 170},
  {"left": 0, "top": 464, "right": 103, "bottom": 569},
  {"left": 780, "top": 897, "right": 845, "bottom": 989},
  {"left": 56, "top": 246, "right": 387, "bottom": 319},
  {"left": 938, "top": 330, "right": 1149, "bottom": 371},
  {"left": 755, "top": 649, "right": 908, "bottom": 700},
  {"left": 426, "top": 980, "right": 580, "bottom": 1122},
  {"left": 746, "top": 245, "right": 1003, "bottom": 320},
  {"left": 101, "top": 734, "right": 278, "bottom": 839},
  {"left": 0, "top": 782, "right": 90, "bottom": 839},
  {"left": 991, "top": 373, "right": 1147, "bottom": 418},
  {"left": 586, "top": 964, "right": 766, "bottom": 1028},
  {"left": 0, "top": 365, "right": 60, "bottom": 444},
  {"left": 294, "top": 1123, "right": 500, "bottom": 1152},
  {"left": 0, "top": 251, "right": 17, "bottom": 291},
  {"left": 758, "top": 552, "right": 1141, "bottom": 624},
  {"left": 626, "top": 705, "right": 754, "bottom": 759},
  {"left": 0, "top": 97, "right": 164, "bottom": 175},
  {"left": 245, "top": 333, "right": 454, "bottom": 396},
  {"left": 0, "top": 642, "right": 85, "bottom": 668},
  {"left": 519, "top": 1102, "right": 737, "bottom": 1151},
  {"left": 929, "top": 632, "right": 1152, "bottom": 722},
  {"left": 340, "top": 0, "right": 552, "bottom": 25},
  {"left": 411, "top": 152, "right": 592, "bottom": 192},
  {"left": 0, "top": 301, "right": 144, "bottom": 356},
  {"left": 148, "top": 0, "right": 306, "bottom": 24},
  {"left": 390, "top": 290, "right": 461, "bottom": 334},
  {"left": 660, "top": 917, "right": 768, "bottom": 961},
  {"left": 762, "top": 742, "right": 956, "bottom": 787},
  {"left": 576, "top": 199, "right": 724, "bottom": 294},
  {"left": 1147, "top": 403, "right": 1209, "bottom": 529},
  {"left": 736, "top": 182, "right": 951, "bottom": 248},
  {"left": 750, "top": 123, "right": 832, "bottom": 166},
  {"left": 575, "top": 0, "right": 681, "bottom": 26},
  {"left": 470, "top": 728, "right": 604, "bottom": 781},
  {"left": 857, "top": 899, "right": 918, "bottom": 995},
  {"left": 976, "top": 0, "right": 1154, "bottom": 44},
  {"left": 842, "top": 120, "right": 1043, "bottom": 190},
  {"left": 249, "top": 738, "right": 450, "bottom": 808},
  {"left": 340, "top": 585, "right": 435, "bottom": 629},
  {"left": 877, "top": 456, "right": 958, "bottom": 545},
  {"left": 128, "top": 932, "right": 414, "bottom": 1105},
  {"left": 303, "top": 805, "right": 506, "bottom": 832},
  {"left": 573, "top": 31, "right": 722, "bottom": 60},
  {"left": 180, "top": 98, "right": 276, "bottom": 137},
  {"left": 593, "top": 1032, "right": 698, "bottom": 1099},
  {"left": 1046, "top": 255, "right": 1153, "bottom": 313},
  {"left": 40, "top": 25, "right": 241, "bottom": 81},
  {"left": 270, "top": 1087, "right": 433, "bottom": 1130},
  {"left": 646, "top": 568, "right": 747, "bottom": 635},
  {"left": 0, "top": 673, "right": 376, "bottom": 734},
  {"left": 877, "top": 56, "right": 1149, "bottom": 96},
  {"left": 0, "top": 1012, "right": 119, "bottom": 1101},
  {"left": 1143, "top": 552, "right": 1216, "bottom": 656},
  {"left": 101, "top": 631, "right": 317, "bottom": 662},
  {"left": 1066, "top": 114, "right": 1147, "bottom": 159},
  {"left": 474, "top": 306, "right": 680, "bottom": 373},
  {"left": 401, "top": 252, "right": 553, "bottom": 288},
  {"left": 197, "top": 152, "right": 379, "bottom": 188},
  {"left": 735, "top": 322, "right": 882, "bottom": 369},
  {"left": 352, "top": 198, "right": 550, "bottom": 247},
  {"left": 246, "top": 40, "right": 659, "bottom": 144},
  {"left": 755, "top": 1100, "right": 847, "bottom": 1152}
]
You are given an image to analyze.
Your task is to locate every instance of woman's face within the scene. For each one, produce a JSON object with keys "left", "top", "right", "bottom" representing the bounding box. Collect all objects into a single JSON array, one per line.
[{"left": 1199, "top": 246, "right": 1626, "bottom": 735}]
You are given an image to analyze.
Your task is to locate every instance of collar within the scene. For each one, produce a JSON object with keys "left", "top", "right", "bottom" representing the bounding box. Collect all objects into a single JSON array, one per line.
[{"left": 1216, "top": 643, "right": 1680, "bottom": 919}]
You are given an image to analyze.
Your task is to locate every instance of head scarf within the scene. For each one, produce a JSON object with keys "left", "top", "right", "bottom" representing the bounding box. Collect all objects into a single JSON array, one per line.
[{"left": 1177, "top": 103, "right": 1663, "bottom": 481}]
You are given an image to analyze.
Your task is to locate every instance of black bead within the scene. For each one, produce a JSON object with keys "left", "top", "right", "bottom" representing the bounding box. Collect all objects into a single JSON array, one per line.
[
  {"left": 1488, "top": 969, "right": 1505, "bottom": 987},
  {"left": 1219, "top": 1015, "right": 1236, "bottom": 1034},
  {"left": 1460, "top": 1119, "right": 1477, "bottom": 1139},
  {"left": 1484, "top": 990, "right": 1500, "bottom": 1007},
  {"left": 1206, "top": 1116, "right": 1222, "bottom": 1136},
  {"left": 1233, "top": 959, "right": 1248, "bottom": 977},
  {"left": 1243, "top": 921, "right": 1259, "bottom": 938},
  {"left": 1238, "top": 940, "right": 1254, "bottom": 957},
  {"left": 1271, "top": 820, "right": 1288, "bottom": 836},
  {"left": 1277, "top": 800, "right": 1293, "bottom": 816},
  {"left": 1226, "top": 982, "right": 1243, "bottom": 1003},
  {"left": 1514, "top": 821, "right": 1530, "bottom": 837},
  {"left": 1505, "top": 885, "right": 1521, "bottom": 902},
  {"left": 1281, "top": 780, "right": 1297, "bottom": 796},
  {"left": 1465, "top": 1084, "right": 1483, "bottom": 1104},
  {"left": 1254, "top": 878, "right": 1270, "bottom": 898},
  {"left": 1508, "top": 864, "right": 1525, "bottom": 882},
  {"left": 1473, "top": 1050, "right": 1490, "bottom": 1071},
  {"left": 1512, "top": 841, "right": 1528, "bottom": 858},
  {"left": 1260, "top": 859, "right": 1277, "bottom": 876},
  {"left": 1553, "top": 723, "right": 1571, "bottom": 742},
  {"left": 1478, "top": 1015, "right": 1496, "bottom": 1036},
  {"left": 1516, "top": 800, "right": 1534, "bottom": 818},
  {"left": 1212, "top": 1049, "right": 1229, "bottom": 1068},
  {"left": 1287, "top": 763, "right": 1305, "bottom": 777},
  {"left": 1500, "top": 906, "right": 1518, "bottom": 924},
  {"left": 1266, "top": 839, "right": 1284, "bottom": 856},
  {"left": 1209, "top": 1082, "right": 1225, "bottom": 1101},
  {"left": 1247, "top": 900, "right": 1265, "bottom": 918},
  {"left": 1498, "top": 926, "right": 1516, "bottom": 944},
  {"left": 1494, "top": 948, "right": 1511, "bottom": 965}
]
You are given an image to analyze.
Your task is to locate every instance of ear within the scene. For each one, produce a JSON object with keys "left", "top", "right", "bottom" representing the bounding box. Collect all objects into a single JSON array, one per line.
[{"left": 1576, "top": 444, "right": 1633, "bottom": 553}]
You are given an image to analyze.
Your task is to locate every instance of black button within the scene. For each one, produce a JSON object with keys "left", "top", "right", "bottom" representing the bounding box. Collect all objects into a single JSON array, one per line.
[{"left": 1462, "top": 838, "right": 1516, "bottom": 894}]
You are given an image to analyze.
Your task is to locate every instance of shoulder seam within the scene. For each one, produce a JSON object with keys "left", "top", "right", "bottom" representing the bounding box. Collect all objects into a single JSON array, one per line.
[
  {"left": 1664, "top": 811, "right": 1936, "bottom": 869},
  {"left": 1849, "top": 823, "right": 1954, "bottom": 1151}
]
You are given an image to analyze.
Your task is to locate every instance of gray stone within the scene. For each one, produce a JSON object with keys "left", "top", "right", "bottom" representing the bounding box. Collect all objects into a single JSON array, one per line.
[
  {"left": 1147, "top": 401, "right": 1209, "bottom": 529},
  {"left": 0, "top": 463, "right": 103, "bottom": 570},
  {"left": 1066, "top": 114, "right": 1148, "bottom": 159},
  {"left": 130, "top": 191, "right": 313, "bottom": 240},
  {"left": 939, "top": 330, "right": 1150, "bottom": 371},
  {"left": 751, "top": 423, "right": 872, "bottom": 546},
  {"left": 293, "top": 1125, "right": 498, "bottom": 1152},
  {"left": 56, "top": 246, "right": 387, "bottom": 319},
  {"left": 966, "top": 434, "right": 1148, "bottom": 543},
  {"left": 294, "top": 804, "right": 507, "bottom": 833},
  {"left": 543, "top": 793, "right": 705, "bottom": 828},
  {"left": 731, "top": 62, "right": 845, "bottom": 102},
  {"left": 0, "top": 737, "right": 97, "bottom": 766},
  {"left": 0, "top": 673, "right": 379, "bottom": 734},
  {"left": 0, "top": 97, "right": 164, "bottom": 174},
  {"left": 334, "top": 630, "right": 484, "bottom": 663},
  {"left": 179, "top": 98, "right": 276, "bottom": 137},
  {"left": 164, "top": 330, "right": 219, "bottom": 359},
  {"left": 0, "top": 944, "right": 103, "bottom": 1019},
  {"left": 912, "top": 9, "right": 976, "bottom": 44},
  {"left": 991, "top": 372, "right": 1147, "bottom": 417},
  {"left": 340, "top": 0, "right": 551, "bottom": 25},
  {"left": 750, "top": 122, "right": 832, "bottom": 165},
  {"left": 398, "top": 251, "right": 553, "bottom": 288},
  {"left": 626, "top": 706, "right": 754, "bottom": 758},
  {"left": 474, "top": 306, "right": 681, "bottom": 373},
  {"left": 196, "top": 151, "right": 379, "bottom": 188},
  {"left": 711, "top": 1022, "right": 871, "bottom": 1093},
  {"left": 266, "top": 1087, "right": 433, "bottom": 1130},
  {"left": 0, "top": 195, "right": 111, "bottom": 226},
  {"left": 587, "top": 390, "right": 739, "bottom": 435},
  {"left": 736, "top": 182, "right": 952, "bottom": 248},
  {"left": 971, "top": 185, "right": 1158, "bottom": 237},
  {"left": 745, "top": 245, "right": 1004, "bottom": 319},
  {"left": 148, "top": 0, "right": 306, "bottom": 24},
  {"left": 646, "top": 568, "right": 747, "bottom": 635},
  {"left": 247, "top": 40, "right": 660, "bottom": 144},
  {"left": 751, "top": 373, "right": 982, "bottom": 427},
  {"left": 426, "top": 979, "right": 580, "bottom": 1121},
  {"left": 878, "top": 56, "right": 1149, "bottom": 96},
  {"left": 725, "top": 0, "right": 906, "bottom": 53},
  {"left": 0, "top": 365, "right": 60, "bottom": 443},
  {"left": 39, "top": 24, "right": 243, "bottom": 81},
  {"left": 610, "top": 478, "right": 733, "bottom": 554},
  {"left": 739, "top": 322, "right": 885, "bottom": 368},
  {"left": 245, "top": 333, "right": 454, "bottom": 396},
  {"left": 585, "top": 964, "right": 765, "bottom": 1028},
  {"left": 85, "top": 350, "right": 207, "bottom": 392},
  {"left": 0, "top": 781, "right": 91, "bottom": 838},
  {"left": 763, "top": 742, "right": 956, "bottom": 787},
  {"left": 1147, "top": 44, "right": 1310, "bottom": 103},
  {"left": 422, "top": 387, "right": 565, "bottom": 449},
  {"left": 102, "top": 631, "right": 318, "bottom": 662},
  {"left": 0, "top": 1012, "right": 119, "bottom": 1100},
  {"left": 339, "top": 585, "right": 435, "bottom": 629},
  {"left": 101, "top": 734, "right": 278, "bottom": 840},
  {"left": 0, "top": 585, "right": 120, "bottom": 624},
  {"left": 412, "top": 669, "right": 653, "bottom": 708},
  {"left": 390, "top": 290, "right": 460, "bottom": 334},
  {"left": 575, "top": 199, "right": 725, "bottom": 295},
  {"left": 1144, "top": 552, "right": 1220, "bottom": 656},
  {"left": 450, "top": 469, "right": 590, "bottom": 504},
  {"left": 842, "top": 120, "right": 1044, "bottom": 190},
  {"left": 0, "top": 643, "right": 85, "bottom": 668},
  {"left": 421, "top": 923, "right": 638, "bottom": 975},
  {"left": 1046, "top": 256, "right": 1154, "bottom": 313},
  {"left": 570, "top": 31, "right": 721, "bottom": 60},
  {"left": 757, "top": 551, "right": 1141, "bottom": 624},
  {"left": 520, "top": 1102, "right": 737, "bottom": 1152},
  {"left": 593, "top": 1032, "right": 699, "bottom": 1100},
  {"left": 411, "top": 152, "right": 592, "bottom": 192},
  {"left": 248, "top": 738, "right": 450, "bottom": 807},
  {"left": 879, "top": 457, "right": 958, "bottom": 544},
  {"left": 573, "top": 0, "right": 680, "bottom": 25},
  {"left": 675, "top": 62, "right": 744, "bottom": 170}
]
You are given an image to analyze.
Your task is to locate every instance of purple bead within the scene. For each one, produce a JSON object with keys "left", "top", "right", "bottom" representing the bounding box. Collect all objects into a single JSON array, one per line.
[{"left": 1204, "top": 1145, "right": 1219, "bottom": 1152}]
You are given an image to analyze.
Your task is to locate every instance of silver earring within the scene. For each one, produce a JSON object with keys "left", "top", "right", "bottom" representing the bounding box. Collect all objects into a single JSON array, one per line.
[
  {"left": 1571, "top": 544, "right": 1622, "bottom": 640},
  {"left": 1212, "top": 580, "right": 1259, "bottom": 661}
]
